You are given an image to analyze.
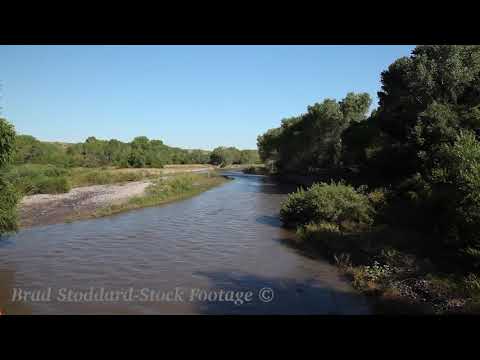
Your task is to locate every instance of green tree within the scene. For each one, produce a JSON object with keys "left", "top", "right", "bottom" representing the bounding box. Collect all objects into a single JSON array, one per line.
[
  {"left": 239, "top": 150, "right": 260, "bottom": 164},
  {"left": 376, "top": 45, "right": 480, "bottom": 182},
  {"left": 1, "top": 119, "right": 16, "bottom": 167},
  {"left": 128, "top": 150, "right": 146, "bottom": 168},
  {"left": 131, "top": 136, "right": 150, "bottom": 151},
  {"left": 429, "top": 131, "right": 480, "bottom": 254},
  {"left": 210, "top": 146, "right": 242, "bottom": 166},
  {"left": 340, "top": 92, "right": 372, "bottom": 124},
  {"left": 257, "top": 93, "right": 371, "bottom": 174},
  {"left": 364, "top": 45, "right": 480, "bottom": 266},
  {"left": 0, "top": 118, "right": 19, "bottom": 234}
]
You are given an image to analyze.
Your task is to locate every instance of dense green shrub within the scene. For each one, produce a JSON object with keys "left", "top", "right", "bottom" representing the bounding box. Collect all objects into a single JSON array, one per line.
[
  {"left": 35, "top": 176, "right": 71, "bottom": 194},
  {"left": 0, "top": 118, "right": 19, "bottom": 234},
  {"left": 128, "top": 150, "right": 147, "bottom": 168},
  {"left": 280, "top": 182, "right": 375, "bottom": 228},
  {"left": 2, "top": 164, "right": 70, "bottom": 195},
  {"left": 0, "top": 176, "right": 19, "bottom": 233},
  {"left": 0, "top": 118, "right": 16, "bottom": 168},
  {"left": 209, "top": 147, "right": 260, "bottom": 166},
  {"left": 429, "top": 131, "right": 480, "bottom": 263},
  {"left": 279, "top": 188, "right": 315, "bottom": 227},
  {"left": 13, "top": 135, "right": 69, "bottom": 166},
  {"left": 147, "top": 174, "right": 195, "bottom": 198}
]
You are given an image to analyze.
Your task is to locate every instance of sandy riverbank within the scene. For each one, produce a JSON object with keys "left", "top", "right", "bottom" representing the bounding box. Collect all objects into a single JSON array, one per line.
[
  {"left": 18, "top": 166, "right": 217, "bottom": 228},
  {"left": 19, "top": 180, "right": 154, "bottom": 228}
]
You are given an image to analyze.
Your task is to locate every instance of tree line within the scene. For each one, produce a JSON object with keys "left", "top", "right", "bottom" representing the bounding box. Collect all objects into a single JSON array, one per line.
[
  {"left": 13, "top": 134, "right": 259, "bottom": 168},
  {"left": 257, "top": 92, "right": 372, "bottom": 174},
  {"left": 259, "top": 45, "right": 480, "bottom": 267}
]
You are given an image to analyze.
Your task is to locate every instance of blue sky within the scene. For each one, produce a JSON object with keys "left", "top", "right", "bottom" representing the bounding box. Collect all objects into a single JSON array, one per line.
[{"left": 0, "top": 45, "right": 415, "bottom": 150}]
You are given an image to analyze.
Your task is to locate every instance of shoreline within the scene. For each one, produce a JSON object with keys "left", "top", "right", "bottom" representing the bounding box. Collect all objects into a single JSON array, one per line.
[
  {"left": 273, "top": 171, "right": 480, "bottom": 314},
  {"left": 18, "top": 172, "right": 229, "bottom": 229},
  {"left": 91, "top": 174, "right": 229, "bottom": 221}
]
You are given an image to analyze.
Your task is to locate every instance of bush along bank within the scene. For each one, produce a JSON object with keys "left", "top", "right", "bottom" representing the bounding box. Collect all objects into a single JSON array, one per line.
[
  {"left": 280, "top": 181, "right": 480, "bottom": 314},
  {"left": 258, "top": 46, "right": 480, "bottom": 314}
]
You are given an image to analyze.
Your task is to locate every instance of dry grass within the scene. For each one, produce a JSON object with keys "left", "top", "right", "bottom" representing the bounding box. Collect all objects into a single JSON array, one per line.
[{"left": 67, "top": 165, "right": 215, "bottom": 188}]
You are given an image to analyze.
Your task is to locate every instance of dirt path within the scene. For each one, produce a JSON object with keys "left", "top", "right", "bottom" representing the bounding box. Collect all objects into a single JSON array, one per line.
[{"left": 19, "top": 180, "right": 154, "bottom": 228}]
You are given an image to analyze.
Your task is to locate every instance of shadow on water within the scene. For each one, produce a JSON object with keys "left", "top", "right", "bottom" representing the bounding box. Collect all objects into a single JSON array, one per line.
[
  {"left": 0, "top": 234, "right": 15, "bottom": 249},
  {"left": 273, "top": 237, "right": 330, "bottom": 262},
  {"left": 221, "top": 173, "right": 297, "bottom": 195},
  {"left": 256, "top": 182, "right": 296, "bottom": 195},
  {"left": 273, "top": 237, "right": 434, "bottom": 315},
  {"left": 191, "top": 271, "right": 372, "bottom": 315},
  {"left": 0, "top": 267, "right": 33, "bottom": 315},
  {"left": 255, "top": 215, "right": 283, "bottom": 228},
  {"left": 1, "top": 169, "right": 381, "bottom": 314}
]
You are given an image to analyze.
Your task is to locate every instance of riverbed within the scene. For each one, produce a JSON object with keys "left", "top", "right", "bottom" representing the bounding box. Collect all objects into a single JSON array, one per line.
[{"left": 0, "top": 172, "right": 372, "bottom": 314}]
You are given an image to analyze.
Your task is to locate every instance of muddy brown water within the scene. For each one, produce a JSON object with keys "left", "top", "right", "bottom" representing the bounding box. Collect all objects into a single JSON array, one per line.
[{"left": 0, "top": 172, "right": 372, "bottom": 314}]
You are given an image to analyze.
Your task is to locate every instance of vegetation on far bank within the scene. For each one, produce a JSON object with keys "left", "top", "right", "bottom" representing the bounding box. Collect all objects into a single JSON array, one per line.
[
  {"left": 0, "top": 116, "right": 256, "bottom": 232},
  {"left": 0, "top": 125, "right": 260, "bottom": 200},
  {"left": 265, "top": 45, "right": 480, "bottom": 313},
  {"left": 13, "top": 133, "right": 259, "bottom": 169},
  {"left": 0, "top": 164, "right": 171, "bottom": 196}
]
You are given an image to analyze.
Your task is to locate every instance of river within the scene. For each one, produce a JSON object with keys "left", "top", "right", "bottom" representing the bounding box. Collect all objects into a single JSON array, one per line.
[{"left": 0, "top": 172, "right": 371, "bottom": 314}]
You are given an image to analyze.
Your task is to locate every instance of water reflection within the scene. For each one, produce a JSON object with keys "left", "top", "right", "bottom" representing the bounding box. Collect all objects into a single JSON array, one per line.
[{"left": 0, "top": 172, "right": 371, "bottom": 314}]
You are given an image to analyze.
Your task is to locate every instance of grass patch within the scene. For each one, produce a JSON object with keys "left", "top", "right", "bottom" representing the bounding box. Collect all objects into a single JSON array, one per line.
[
  {"left": 92, "top": 173, "right": 229, "bottom": 219},
  {"left": 67, "top": 167, "right": 157, "bottom": 187},
  {"left": 4, "top": 164, "right": 214, "bottom": 197},
  {"left": 34, "top": 176, "right": 71, "bottom": 194},
  {"left": 2, "top": 165, "right": 163, "bottom": 195},
  {"left": 1, "top": 164, "right": 71, "bottom": 195}
]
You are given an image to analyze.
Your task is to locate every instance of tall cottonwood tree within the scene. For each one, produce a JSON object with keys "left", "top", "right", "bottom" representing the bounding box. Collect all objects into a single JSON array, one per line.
[
  {"left": 376, "top": 45, "right": 480, "bottom": 180},
  {"left": 257, "top": 92, "right": 371, "bottom": 174}
]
